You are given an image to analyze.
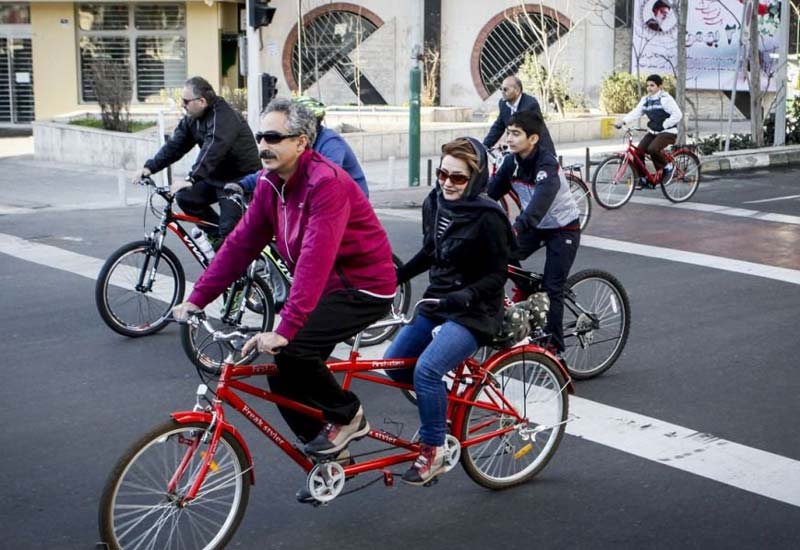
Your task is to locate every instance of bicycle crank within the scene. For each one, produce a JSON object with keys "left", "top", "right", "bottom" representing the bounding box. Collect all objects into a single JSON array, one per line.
[{"left": 306, "top": 461, "right": 346, "bottom": 504}]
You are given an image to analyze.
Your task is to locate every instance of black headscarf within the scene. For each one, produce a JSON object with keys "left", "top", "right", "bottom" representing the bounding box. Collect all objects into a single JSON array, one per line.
[{"left": 435, "top": 137, "right": 506, "bottom": 217}]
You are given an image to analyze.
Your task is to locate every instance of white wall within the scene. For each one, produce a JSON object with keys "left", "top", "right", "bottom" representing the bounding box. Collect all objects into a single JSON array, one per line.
[
  {"left": 258, "top": 0, "right": 415, "bottom": 105},
  {"left": 255, "top": 1, "right": 615, "bottom": 109}
]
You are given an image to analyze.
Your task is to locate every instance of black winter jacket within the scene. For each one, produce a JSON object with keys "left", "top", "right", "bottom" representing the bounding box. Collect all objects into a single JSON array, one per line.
[
  {"left": 145, "top": 98, "right": 261, "bottom": 187},
  {"left": 398, "top": 189, "right": 514, "bottom": 343}
]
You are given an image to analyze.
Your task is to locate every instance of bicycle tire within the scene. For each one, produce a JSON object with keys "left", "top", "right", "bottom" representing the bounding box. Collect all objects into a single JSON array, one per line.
[
  {"left": 95, "top": 240, "right": 185, "bottom": 337},
  {"left": 592, "top": 156, "right": 635, "bottom": 209},
  {"left": 460, "top": 351, "right": 568, "bottom": 489},
  {"left": 661, "top": 150, "right": 701, "bottom": 203},
  {"left": 98, "top": 419, "right": 250, "bottom": 550},
  {"left": 562, "top": 269, "right": 631, "bottom": 379},
  {"left": 566, "top": 172, "right": 592, "bottom": 231},
  {"left": 345, "top": 254, "right": 412, "bottom": 347},
  {"left": 180, "top": 274, "right": 275, "bottom": 375}
]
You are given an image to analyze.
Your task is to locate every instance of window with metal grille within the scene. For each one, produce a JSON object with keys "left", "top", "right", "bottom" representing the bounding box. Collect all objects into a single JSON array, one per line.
[
  {"left": 291, "top": 10, "right": 378, "bottom": 94},
  {"left": 478, "top": 9, "right": 570, "bottom": 98},
  {"left": 76, "top": 3, "right": 186, "bottom": 103}
]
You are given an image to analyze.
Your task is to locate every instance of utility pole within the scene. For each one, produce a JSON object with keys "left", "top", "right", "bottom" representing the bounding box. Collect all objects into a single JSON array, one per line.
[
  {"left": 774, "top": 0, "right": 791, "bottom": 146},
  {"left": 246, "top": 0, "right": 261, "bottom": 132},
  {"left": 408, "top": 0, "right": 422, "bottom": 187},
  {"left": 725, "top": 0, "right": 751, "bottom": 152}
]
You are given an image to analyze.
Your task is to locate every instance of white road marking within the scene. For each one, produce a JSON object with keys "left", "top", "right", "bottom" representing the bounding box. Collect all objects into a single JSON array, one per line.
[
  {"left": 582, "top": 236, "right": 800, "bottom": 286},
  {"left": 743, "top": 193, "right": 800, "bottom": 204},
  {"left": 2, "top": 231, "right": 800, "bottom": 507},
  {"left": 628, "top": 196, "right": 800, "bottom": 225}
]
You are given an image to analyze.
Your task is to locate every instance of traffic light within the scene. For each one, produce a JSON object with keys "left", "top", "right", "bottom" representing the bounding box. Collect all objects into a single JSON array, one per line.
[
  {"left": 261, "top": 73, "right": 278, "bottom": 108},
  {"left": 248, "top": 0, "right": 275, "bottom": 29}
]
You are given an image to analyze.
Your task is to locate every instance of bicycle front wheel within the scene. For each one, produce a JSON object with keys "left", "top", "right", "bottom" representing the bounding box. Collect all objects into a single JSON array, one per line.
[
  {"left": 460, "top": 352, "right": 568, "bottom": 489},
  {"left": 592, "top": 156, "right": 635, "bottom": 209},
  {"left": 562, "top": 269, "right": 631, "bottom": 379},
  {"left": 95, "top": 240, "right": 185, "bottom": 337},
  {"left": 567, "top": 173, "right": 592, "bottom": 231},
  {"left": 99, "top": 420, "right": 250, "bottom": 550},
  {"left": 662, "top": 150, "right": 701, "bottom": 203},
  {"left": 346, "top": 254, "right": 412, "bottom": 347},
  {"left": 181, "top": 274, "right": 275, "bottom": 375}
]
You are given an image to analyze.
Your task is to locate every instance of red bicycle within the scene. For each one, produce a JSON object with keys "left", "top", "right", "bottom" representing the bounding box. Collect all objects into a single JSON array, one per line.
[
  {"left": 592, "top": 127, "right": 702, "bottom": 209},
  {"left": 98, "top": 302, "right": 572, "bottom": 550}
]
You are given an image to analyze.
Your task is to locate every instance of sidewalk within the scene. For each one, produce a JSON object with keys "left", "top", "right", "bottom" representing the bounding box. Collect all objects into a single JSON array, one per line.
[{"left": 0, "top": 119, "right": 789, "bottom": 214}]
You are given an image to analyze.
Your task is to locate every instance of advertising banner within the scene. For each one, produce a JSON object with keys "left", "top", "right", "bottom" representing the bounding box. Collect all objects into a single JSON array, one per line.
[{"left": 631, "top": 0, "right": 783, "bottom": 90}]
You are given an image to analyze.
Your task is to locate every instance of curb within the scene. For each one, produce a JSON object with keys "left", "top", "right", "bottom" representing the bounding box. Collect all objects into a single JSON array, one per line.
[{"left": 702, "top": 145, "right": 800, "bottom": 173}]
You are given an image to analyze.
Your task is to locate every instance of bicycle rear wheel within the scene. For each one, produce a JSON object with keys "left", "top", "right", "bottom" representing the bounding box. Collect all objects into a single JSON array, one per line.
[
  {"left": 460, "top": 352, "right": 568, "bottom": 489},
  {"left": 562, "top": 269, "right": 631, "bottom": 379},
  {"left": 592, "top": 156, "right": 635, "bottom": 209},
  {"left": 346, "top": 254, "right": 412, "bottom": 347},
  {"left": 95, "top": 240, "right": 185, "bottom": 337},
  {"left": 662, "top": 151, "right": 701, "bottom": 203},
  {"left": 99, "top": 420, "right": 250, "bottom": 550},
  {"left": 181, "top": 274, "right": 275, "bottom": 375},
  {"left": 566, "top": 172, "right": 592, "bottom": 231}
]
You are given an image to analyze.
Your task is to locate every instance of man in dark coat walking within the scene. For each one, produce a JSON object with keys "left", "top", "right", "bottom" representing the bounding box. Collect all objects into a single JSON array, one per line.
[{"left": 483, "top": 75, "right": 554, "bottom": 154}]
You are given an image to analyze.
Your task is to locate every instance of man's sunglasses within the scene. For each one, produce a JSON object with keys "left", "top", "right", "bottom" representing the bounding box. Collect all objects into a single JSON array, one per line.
[
  {"left": 436, "top": 168, "right": 470, "bottom": 186},
  {"left": 182, "top": 97, "right": 201, "bottom": 106},
  {"left": 256, "top": 131, "right": 301, "bottom": 144}
]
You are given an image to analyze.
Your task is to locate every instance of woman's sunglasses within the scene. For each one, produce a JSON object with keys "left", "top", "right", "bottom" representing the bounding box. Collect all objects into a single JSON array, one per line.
[
  {"left": 436, "top": 168, "right": 470, "bottom": 186},
  {"left": 255, "top": 131, "right": 300, "bottom": 144}
]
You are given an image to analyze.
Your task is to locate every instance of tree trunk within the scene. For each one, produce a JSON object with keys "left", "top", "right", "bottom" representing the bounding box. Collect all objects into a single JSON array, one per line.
[
  {"left": 676, "top": 0, "right": 688, "bottom": 143},
  {"left": 749, "top": 6, "right": 764, "bottom": 147}
]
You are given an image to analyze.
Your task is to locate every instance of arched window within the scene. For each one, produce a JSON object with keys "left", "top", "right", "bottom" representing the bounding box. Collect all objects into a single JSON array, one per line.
[
  {"left": 282, "top": 3, "right": 386, "bottom": 104},
  {"left": 471, "top": 5, "right": 571, "bottom": 100}
]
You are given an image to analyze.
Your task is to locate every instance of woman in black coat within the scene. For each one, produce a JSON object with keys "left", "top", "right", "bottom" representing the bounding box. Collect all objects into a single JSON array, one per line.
[{"left": 386, "top": 137, "right": 514, "bottom": 486}]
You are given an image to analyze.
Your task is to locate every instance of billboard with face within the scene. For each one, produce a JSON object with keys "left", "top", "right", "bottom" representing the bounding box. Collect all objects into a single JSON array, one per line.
[{"left": 631, "top": 0, "right": 782, "bottom": 90}]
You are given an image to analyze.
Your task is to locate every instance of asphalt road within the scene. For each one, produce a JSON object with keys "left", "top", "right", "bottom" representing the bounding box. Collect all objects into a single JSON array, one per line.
[{"left": 0, "top": 166, "right": 799, "bottom": 549}]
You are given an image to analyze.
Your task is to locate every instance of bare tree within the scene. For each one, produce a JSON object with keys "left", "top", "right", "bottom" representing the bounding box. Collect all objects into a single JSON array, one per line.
[
  {"left": 509, "top": 0, "right": 588, "bottom": 117},
  {"left": 748, "top": 2, "right": 764, "bottom": 147},
  {"left": 675, "top": 0, "right": 688, "bottom": 143},
  {"left": 421, "top": 47, "right": 440, "bottom": 107},
  {"left": 89, "top": 60, "right": 132, "bottom": 132}
]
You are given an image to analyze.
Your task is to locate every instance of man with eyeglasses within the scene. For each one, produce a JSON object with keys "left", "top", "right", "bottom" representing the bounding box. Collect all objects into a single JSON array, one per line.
[
  {"left": 172, "top": 99, "right": 396, "bottom": 499},
  {"left": 483, "top": 75, "right": 554, "bottom": 154},
  {"left": 137, "top": 76, "right": 261, "bottom": 243}
]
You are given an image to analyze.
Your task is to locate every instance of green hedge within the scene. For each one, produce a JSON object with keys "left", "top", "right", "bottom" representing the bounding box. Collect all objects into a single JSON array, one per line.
[{"left": 599, "top": 72, "right": 676, "bottom": 114}]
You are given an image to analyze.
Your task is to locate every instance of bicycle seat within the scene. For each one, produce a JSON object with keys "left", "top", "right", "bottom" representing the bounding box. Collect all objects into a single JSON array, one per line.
[{"left": 561, "top": 163, "right": 582, "bottom": 171}]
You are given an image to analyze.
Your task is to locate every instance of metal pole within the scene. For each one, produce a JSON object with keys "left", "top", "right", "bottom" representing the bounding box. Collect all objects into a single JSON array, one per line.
[
  {"left": 585, "top": 147, "right": 591, "bottom": 183},
  {"left": 725, "top": 1, "right": 750, "bottom": 152},
  {"left": 774, "top": 0, "right": 791, "bottom": 146},
  {"left": 157, "top": 110, "right": 168, "bottom": 188},
  {"left": 427, "top": 158, "right": 433, "bottom": 186},
  {"left": 408, "top": 0, "right": 422, "bottom": 187},
  {"left": 246, "top": 0, "right": 261, "bottom": 132}
]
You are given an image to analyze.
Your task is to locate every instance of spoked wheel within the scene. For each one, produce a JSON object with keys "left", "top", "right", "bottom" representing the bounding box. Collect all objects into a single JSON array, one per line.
[
  {"left": 346, "top": 254, "right": 412, "bottom": 347},
  {"left": 499, "top": 192, "right": 522, "bottom": 221},
  {"left": 460, "top": 352, "right": 568, "bottom": 489},
  {"left": 592, "top": 156, "right": 635, "bottom": 209},
  {"left": 662, "top": 150, "right": 701, "bottom": 203},
  {"left": 562, "top": 269, "right": 631, "bottom": 379},
  {"left": 180, "top": 274, "right": 275, "bottom": 375},
  {"left": 99, "top": 420, "right": 250, "bottom": 550},
  {"left": 566, "top": 172, "right": 592, "bottom": 231},
  {"left": 95, "top": 240, "right": 185, "bottom": 337}
]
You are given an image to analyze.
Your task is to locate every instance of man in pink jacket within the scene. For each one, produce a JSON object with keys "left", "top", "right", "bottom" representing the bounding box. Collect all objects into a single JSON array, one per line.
[{"left": 173, "top": 98, "right": 396, "bottom": 460}]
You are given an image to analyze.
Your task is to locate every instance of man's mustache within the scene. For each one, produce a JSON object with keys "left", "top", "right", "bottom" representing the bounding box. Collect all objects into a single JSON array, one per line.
[{"left": 259, "top": 150, "right": 277, "bottom": 160}]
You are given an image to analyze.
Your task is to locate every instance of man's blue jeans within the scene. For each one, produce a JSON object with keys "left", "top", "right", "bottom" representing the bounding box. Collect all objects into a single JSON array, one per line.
[{"left": 384, "top": 314, "right": 478, "bottom": 446}]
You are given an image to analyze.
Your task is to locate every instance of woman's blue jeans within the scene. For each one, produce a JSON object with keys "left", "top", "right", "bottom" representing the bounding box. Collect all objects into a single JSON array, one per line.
[{"left": 384, "top": 314, "right": 478, "bottom": 446}]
